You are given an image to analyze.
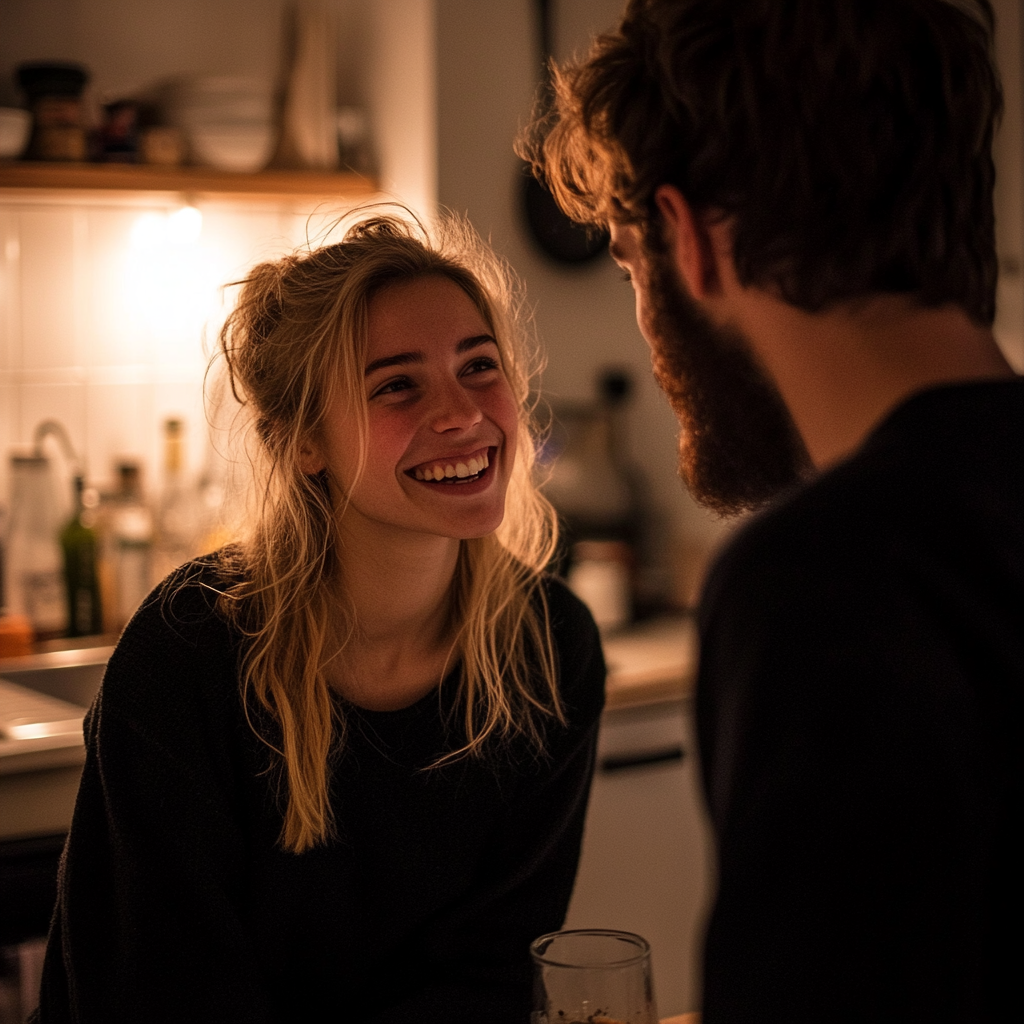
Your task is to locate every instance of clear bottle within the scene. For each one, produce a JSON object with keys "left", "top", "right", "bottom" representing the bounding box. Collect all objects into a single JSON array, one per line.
[
  {"left": 4, "top": 454, "right": 68, "bottom": 640},
  {"left": 109, "top": 462, "right": 154, "bottom": 627},
  {"left": 60, "top": 475, "right": 103, "bottom": 637},
  {"left": 153, "top": 418, "right": 201, "bottom": 582}
]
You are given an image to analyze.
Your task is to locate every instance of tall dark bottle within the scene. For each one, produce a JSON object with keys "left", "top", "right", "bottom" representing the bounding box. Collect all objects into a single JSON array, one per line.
[{"left": 61, "top": 474, "right": 103, "bottom": 636}]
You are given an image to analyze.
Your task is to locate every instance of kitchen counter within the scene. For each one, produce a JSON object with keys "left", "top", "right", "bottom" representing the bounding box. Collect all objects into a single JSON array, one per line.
[
  {"left": 0, "top": 648, "right": 110, "bottom": 840},
  {"left": 0, "top": 618, "right": 697, "bottom": 840},
  {"left": 0, "top": 615, "right": 698, "bottom": 755},
  {"left": 603, "top": 616, "right": 698, "bottom": 710},
  {"left": 0, "top": 646, "right": 111, "bottom": 770}
]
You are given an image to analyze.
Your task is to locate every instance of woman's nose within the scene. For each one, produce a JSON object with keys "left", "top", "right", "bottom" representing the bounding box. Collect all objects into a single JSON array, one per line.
[{"left": 429, "top": 381, "right": 483, "bottom": 432}]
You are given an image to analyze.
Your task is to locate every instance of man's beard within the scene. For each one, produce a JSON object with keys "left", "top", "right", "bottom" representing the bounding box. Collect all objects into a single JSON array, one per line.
[{"left": 643, "top": 248, "right": 812, "bottom": 516}]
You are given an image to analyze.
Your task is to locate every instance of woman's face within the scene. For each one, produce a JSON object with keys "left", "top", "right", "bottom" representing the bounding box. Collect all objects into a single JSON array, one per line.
[{"left": 309, "top": 274, "right": 520, "bottom": 547}]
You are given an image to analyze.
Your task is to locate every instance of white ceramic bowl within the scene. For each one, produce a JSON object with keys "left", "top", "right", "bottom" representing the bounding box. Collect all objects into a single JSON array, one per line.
[
  {"left": 188, "top": 122, "right": 275, "bottom": 173},
  {"left": 164, "top": 76, "right": 275, "bottom": 128},
  {"left": 172, "top": 76, "right": 273, "bottom": 100},
  {"left": 0, "top": 108, "right": 31, "bottom": 159},
  {"left": 178, "top": 97, "right": 274, "bottom": 125}
]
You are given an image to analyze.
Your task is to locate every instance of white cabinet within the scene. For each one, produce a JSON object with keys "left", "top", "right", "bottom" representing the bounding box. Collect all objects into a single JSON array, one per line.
[{"left": 565, "top": 699, "right": 714, "bottom": 1018}]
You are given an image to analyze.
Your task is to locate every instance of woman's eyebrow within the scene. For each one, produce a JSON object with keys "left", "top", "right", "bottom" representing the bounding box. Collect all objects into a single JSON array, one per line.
[{"left": 364, "top": 334, "right": 497, "bottom": 376}]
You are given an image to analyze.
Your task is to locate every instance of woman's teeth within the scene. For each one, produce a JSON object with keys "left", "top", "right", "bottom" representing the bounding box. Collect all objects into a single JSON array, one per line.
[{"left": 413, "top": 451, "right": 490, "bottom": 482}]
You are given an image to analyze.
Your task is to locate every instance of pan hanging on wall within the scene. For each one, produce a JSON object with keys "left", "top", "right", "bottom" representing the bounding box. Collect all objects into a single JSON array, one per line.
[{"left": 520, "top": 0, "right": 609, "bottom": 266}]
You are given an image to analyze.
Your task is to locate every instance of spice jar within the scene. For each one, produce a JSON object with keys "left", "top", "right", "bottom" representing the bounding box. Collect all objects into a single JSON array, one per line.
[{"left": 16, "top": 62, "right": 89, "bottom": 161}]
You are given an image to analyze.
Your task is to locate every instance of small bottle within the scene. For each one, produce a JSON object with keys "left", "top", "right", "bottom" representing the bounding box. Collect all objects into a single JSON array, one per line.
[
  {"left": 60, "top": 475, "right": 103, "bottom": 637},
  {"left": 108, "top": 462, "right": 153, "bottom": 627},
  {"left": 5, "top": 454, "right": 68, "bottom": 640},
  {"left": 195, "top": 469, "right": 232, "bottom": 556},
  {"left": 153, "top": 418, "right": 201, "bottom": 582}
]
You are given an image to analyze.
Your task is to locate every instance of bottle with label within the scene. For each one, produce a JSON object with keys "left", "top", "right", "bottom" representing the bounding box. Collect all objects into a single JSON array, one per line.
[
  {"left": 194, "top": 463, "right": 233, "bottom": 557},
  {"left": 153, "top": 418, "right": 202, "bottom": 583},
  {"left": 60, "top": 475, "right": 103, "bottom": 637},
  {"left": 4, "top": 454, "right": 69, "bottom": 640},
  {"left": 107, "top": 461, "right": 154, "bottom": 628}
]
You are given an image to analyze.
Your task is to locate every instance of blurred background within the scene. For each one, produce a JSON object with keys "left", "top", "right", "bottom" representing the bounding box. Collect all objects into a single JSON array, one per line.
[
  {"left": 0, "top": 0, "right": 1020, "bottom": 632},
  {"left": 0, "top": 1, "right": 1021, "bottom": 1019}
]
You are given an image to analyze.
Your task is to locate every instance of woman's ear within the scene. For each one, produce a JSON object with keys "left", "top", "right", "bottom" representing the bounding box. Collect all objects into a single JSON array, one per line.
[{"left": 297, "top": 437, "right": 326, "bottom": 475}]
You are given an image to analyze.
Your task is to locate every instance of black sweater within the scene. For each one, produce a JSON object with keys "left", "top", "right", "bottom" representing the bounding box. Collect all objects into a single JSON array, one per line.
[
  {"left": 35, "top": 565, "right": 605, "bottom": 1024},
  {"left": 697, "top": 379, "right": 1024, "bottom": 1023}
]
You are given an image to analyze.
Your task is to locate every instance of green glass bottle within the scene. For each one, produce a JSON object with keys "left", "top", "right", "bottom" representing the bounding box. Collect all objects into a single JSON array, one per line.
[{"left": 61, "top": 475, "right": 103, "bottom": 637}]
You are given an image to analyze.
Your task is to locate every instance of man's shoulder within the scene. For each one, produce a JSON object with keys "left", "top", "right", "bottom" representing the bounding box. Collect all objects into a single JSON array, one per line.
[
  {"left": 704, "top": 377, "right": 1024, "bottom": 614},
  {"left": 700, "top": 454, "right": 898, "bottom": 622},
  {"left": 694, "top": 380, "right": 1024, "bottom": 798}
]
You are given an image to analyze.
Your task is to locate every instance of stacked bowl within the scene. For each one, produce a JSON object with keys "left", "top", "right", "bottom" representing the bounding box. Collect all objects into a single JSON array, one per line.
[
  {"left": 163, "top": 77, "right": 276, "bottom": 173},
  {"left": 0, "top": 108, "right": 32, "bottom": 159}
]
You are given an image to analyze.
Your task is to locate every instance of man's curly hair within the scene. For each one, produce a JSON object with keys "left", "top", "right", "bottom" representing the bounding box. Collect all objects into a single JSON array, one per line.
[{"left": 520, "top": 0, "right": 1002, "bottom": 325}]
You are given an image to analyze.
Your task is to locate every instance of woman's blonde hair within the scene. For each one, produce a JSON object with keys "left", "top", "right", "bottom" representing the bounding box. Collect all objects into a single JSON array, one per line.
[{"left": 216, "top": 209, "right": 561, "bottom": 853}]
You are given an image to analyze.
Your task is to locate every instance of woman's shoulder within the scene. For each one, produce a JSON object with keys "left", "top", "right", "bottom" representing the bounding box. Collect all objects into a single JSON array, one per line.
[
  {"left": 541, "top": 573, "right": 598, "bottom": 640},
  {"left": 124, "top": 548, "right": 242, "bottom": 647},
  {"left": 83, "top": 550, "right": 257, "bottom": 811},
  {"left": 101, "top": 549, "right": 244, "bottom": 721}
]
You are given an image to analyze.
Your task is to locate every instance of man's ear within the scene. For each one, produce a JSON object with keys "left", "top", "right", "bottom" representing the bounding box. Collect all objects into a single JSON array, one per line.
[
  {"left": 653, "top": 184, "right": 720, "bottom": 298},
  {"left": 297, "top": 437, "right": 325, "bottom": 475}
]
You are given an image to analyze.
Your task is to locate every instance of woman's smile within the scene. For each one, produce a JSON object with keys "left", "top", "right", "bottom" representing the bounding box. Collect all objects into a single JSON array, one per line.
[
  {"left": 310, "top": 274, "right": 520, "bottom": 545},
  {"left": 409, "top": 445, "right": 493, "bottom": 483}
]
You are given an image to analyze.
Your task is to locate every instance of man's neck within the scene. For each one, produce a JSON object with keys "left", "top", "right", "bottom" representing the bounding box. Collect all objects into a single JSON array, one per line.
[{"left": 727, "top": 289, "right": 1015, "bottom": 469}]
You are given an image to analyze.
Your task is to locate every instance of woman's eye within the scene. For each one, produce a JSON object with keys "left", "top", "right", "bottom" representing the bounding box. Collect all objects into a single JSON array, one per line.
[
  {"left": 371, "top": 376, "right": 414, "bottom": 399},
  {"left": 463, "top": 356, "right": 500, "bottom": 376}
]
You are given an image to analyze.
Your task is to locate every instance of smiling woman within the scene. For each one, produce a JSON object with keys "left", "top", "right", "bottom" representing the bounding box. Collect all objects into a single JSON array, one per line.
[
  {"left": 310, "top": 275, "right": 520, "bottom": 557},
  {"left": 33, "top": 211, "right": 606, "bottom": 1024}
]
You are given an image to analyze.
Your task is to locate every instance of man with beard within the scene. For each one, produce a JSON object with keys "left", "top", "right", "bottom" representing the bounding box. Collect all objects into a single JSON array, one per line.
[{"left": 523, "top": 0, "right": 1022, "bottom": 1020}]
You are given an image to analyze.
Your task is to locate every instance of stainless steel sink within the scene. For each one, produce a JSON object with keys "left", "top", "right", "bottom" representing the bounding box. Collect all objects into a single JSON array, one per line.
[
  {"left": 0, "top": 646, "right": 112, "bottom": 842},
  {"left": 0, "top": 646, "right": 111, "bottom": 709}
]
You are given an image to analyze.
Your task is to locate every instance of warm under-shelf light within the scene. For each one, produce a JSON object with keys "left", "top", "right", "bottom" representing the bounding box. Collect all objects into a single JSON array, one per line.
[
  {"left": 167, "top": 205, "right": 203, "bottom": 244},
  {"left": 130, "top": 211, "right": 167, "bottom": 250},
  {"left": 130, "top": 205, "right": 203, "bottom": 249},
  {"left": 124, "top": 205, "right": 224, "bottom": 354}
]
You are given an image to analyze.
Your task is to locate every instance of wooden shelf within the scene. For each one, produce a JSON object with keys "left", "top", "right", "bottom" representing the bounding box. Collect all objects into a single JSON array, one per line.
[{"left": 0, "top": 161, "right": 378, "bottom": 202}]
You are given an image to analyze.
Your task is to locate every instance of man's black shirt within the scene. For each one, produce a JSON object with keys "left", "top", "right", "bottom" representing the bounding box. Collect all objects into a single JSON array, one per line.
[{"left": 697, "top": 379, "right": 1023, "bottom": 1023}]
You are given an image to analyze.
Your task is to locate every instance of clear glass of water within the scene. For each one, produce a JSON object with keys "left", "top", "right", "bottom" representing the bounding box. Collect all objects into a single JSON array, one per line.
[{"left": 530, "top": 928, "right": 659, "bottom": 1024}]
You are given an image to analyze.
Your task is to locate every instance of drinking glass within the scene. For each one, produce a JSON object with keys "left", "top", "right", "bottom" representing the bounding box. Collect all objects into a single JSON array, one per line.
[{"left": 530, "top": 928, "right": 658, "bottom": 1024}]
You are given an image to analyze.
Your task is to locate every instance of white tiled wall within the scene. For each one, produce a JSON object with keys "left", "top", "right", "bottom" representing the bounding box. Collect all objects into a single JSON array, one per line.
[{"left": 0, "top": 196, "right": 348, "bottom": 514}]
